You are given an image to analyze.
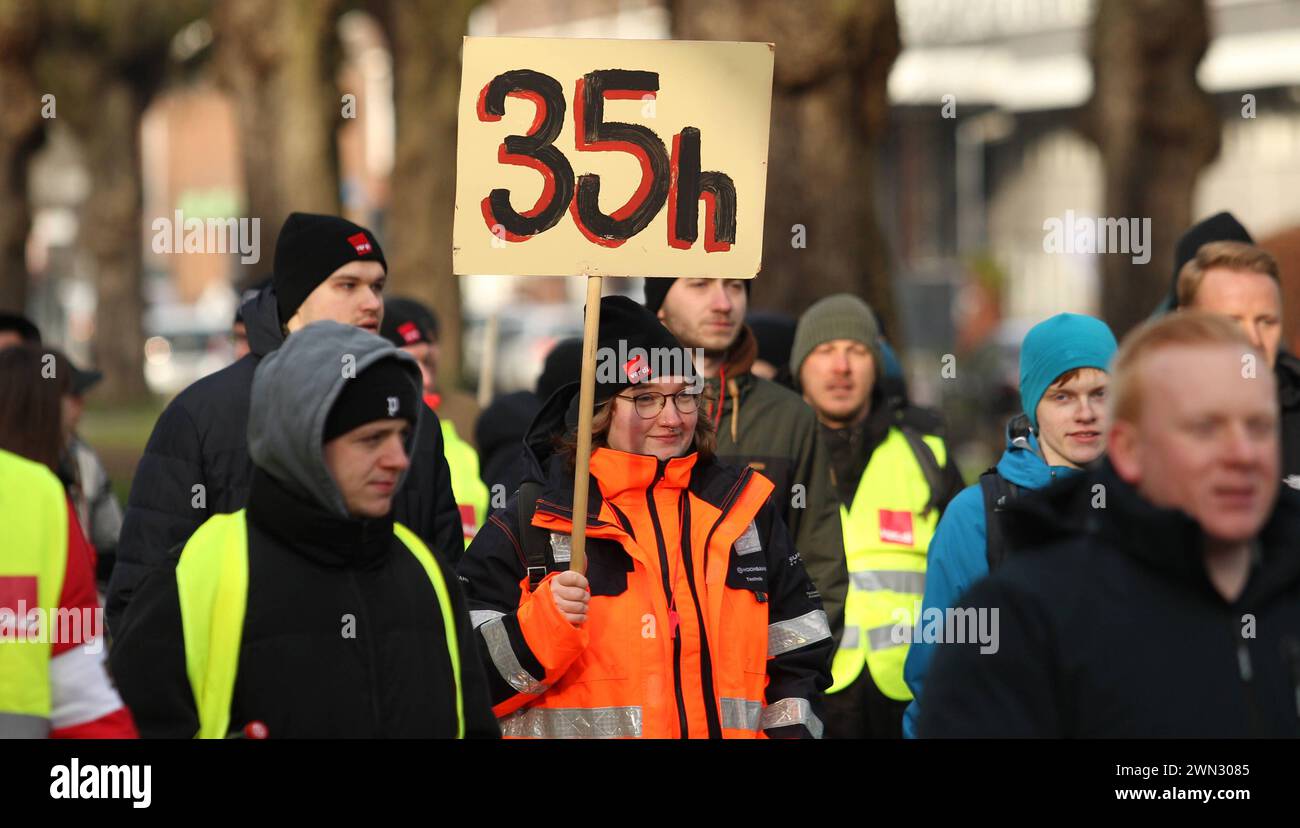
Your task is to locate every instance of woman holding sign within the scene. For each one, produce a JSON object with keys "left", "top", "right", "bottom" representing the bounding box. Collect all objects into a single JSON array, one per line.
[{"left": 457, "top": 296, "right": 833, "bottom": 738}]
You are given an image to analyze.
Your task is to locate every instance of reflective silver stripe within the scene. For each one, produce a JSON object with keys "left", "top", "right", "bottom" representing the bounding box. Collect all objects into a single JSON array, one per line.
[
  {"left": 0, "top": 712, "right": 49, "bottom": 738},
  {"left": 768, "top": 609, "right": 832, "bottom": 657},
  {"left": 849, "top": 570, "right": 925, "bottom": 594},
  {"left": 469, "top": 609, "right": 505, "bottom": 629},
  {"left": 479, "top": 616, "right": 548, "bottom": 695},
  {"left": 840, "top": 625, "right": 860, "bottom": 650},
  {"left": 719, "top": 697, "right": 762, "bottom": 731},
  {"left": 759, "top": 697, "right": 824, "bottom": 739},
  {"left": 867, "top": 624, "right": 906, "bottom": 651},
  {"left": 498, "top": 705, "right": 642, "bottom": 738}
]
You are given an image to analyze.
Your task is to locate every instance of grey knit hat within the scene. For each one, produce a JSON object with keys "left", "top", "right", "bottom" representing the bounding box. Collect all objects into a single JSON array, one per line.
[{"left": 790, "top": 294, "right": 881, "bottom": 388}]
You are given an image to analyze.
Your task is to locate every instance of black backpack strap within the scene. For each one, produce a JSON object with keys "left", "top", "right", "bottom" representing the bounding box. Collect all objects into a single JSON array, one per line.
[
  {"left": 899, "top": 426, "right": 944, "bottom": 518},
  {"left": 979, "top": 468, "right": 1021, "bottom": 571},
  {"left": 515, "top": 481, "right": 552, "bottom": 591}
]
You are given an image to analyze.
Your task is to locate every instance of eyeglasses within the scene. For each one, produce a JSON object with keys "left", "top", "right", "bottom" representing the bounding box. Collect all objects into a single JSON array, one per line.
[{"left": 614, "top": 388, "right": 702, "bottom": 419}]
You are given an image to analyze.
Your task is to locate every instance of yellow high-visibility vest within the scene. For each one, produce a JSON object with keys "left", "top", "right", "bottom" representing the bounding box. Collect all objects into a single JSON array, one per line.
[
  {"left": 441, "top": 420, "right": 489, "bottom": 549},
  {"left": 175, "top": 510, "right": 465, "bottom": 738},
  {"left": 0, "top": 450, "right": 68, "bottom": 738},
  {"left": 829, "top": 428, "right": 944, "bottom": 700}
]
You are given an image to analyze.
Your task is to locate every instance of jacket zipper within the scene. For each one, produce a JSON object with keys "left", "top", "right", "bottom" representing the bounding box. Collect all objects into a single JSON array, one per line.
[
  {"left": 644, "top": 462, "right": 690, "bottom": 739},
  {"left": 348, "top": 571, "right": 384, "bottom": 734},
  {"left": 699, "top": 467, "right": 754, "bottom": 574},
  {"left": 677, "top": 493, "right": 722, "bottom": 737}
]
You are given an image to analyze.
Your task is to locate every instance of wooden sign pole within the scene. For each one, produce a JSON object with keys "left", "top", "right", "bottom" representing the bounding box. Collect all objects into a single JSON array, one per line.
[{"left": 568, "top": 272, "right": 604, "bottom": 574}]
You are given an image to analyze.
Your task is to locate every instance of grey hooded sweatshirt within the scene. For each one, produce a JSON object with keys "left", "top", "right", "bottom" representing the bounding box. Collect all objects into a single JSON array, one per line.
[{"left": 249, "top": 320, "right": 421, "bottom": 518}]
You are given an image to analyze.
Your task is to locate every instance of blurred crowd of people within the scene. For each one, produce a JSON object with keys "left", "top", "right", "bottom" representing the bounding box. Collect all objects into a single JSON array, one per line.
[{"left": 4, "top": 207, "right": 1300, "bottom": 739}]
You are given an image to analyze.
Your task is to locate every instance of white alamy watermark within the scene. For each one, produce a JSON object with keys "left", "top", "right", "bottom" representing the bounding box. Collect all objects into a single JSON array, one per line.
[
  {"left": 891, "top": 606, "right": 1000, "bottom": 655},
  {"left": 0, "top": 602, "right": 104, "bottom": 655},
  {"left": 595, "top": 342, "right": 705, "bottom": 391},
  {"left": 1042, "top": 210, "right": 1152, "bottom": 265},
  {"left": 50, "top": 759, "right": 151, "bottom": 809},
  {"left": 151, "top": 209, "right": 261, "bottom": 264}
]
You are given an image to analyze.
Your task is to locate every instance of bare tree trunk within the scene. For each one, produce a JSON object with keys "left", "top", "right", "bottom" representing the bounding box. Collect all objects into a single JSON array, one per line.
[
  {"left": 212, "top": 0, "right": 286, "bottom": 286},
  {"left": 79, "top": 77, "right": 151, "bottom": 403},
  {"left": 1083, "top": 0, "right": 1220, "bottom": 339},
  {"left": 39, "top": 0, "right": 207, "bottom": 402},
  {"left": 374, "top": 0, "right": 477, "bottom": 388},
  {"left": 214, "top": 0, "right": 341, "bottom": 287},
  {"left": 671, "top": 0, "right": 901, "bottom": 335},
  {"left": 276, "top": 0, "right": 342, "bottom": 214},
  {"left": 0, "top": 2, "right": 45, "bottom": 312}
]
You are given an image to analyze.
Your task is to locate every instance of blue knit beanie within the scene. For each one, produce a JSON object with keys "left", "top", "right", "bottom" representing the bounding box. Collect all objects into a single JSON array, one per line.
[{"left": 1019, "top": 313, "right": 1118, "bottom": 432}]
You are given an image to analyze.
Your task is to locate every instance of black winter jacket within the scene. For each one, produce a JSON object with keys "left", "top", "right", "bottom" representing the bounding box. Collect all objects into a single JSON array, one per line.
[
  {"left": 107, "top": 287, "right": 463, "bottom": 633},
  {"left": 1278, "top": 351, "right": 1300, "bottom": 487},
  {"left": 918, "top": 461, "right": 1300, "bottom": 738},
  {"left": 110, "top": 468, "right": 499, "bottom": 738}
]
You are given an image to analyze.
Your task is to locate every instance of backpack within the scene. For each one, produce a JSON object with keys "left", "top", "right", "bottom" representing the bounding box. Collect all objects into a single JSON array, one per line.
[
  {"left": 515, "top": 480, "right": 557, "bottom": 591},
  {"left": 897, "top": 426, "right": 946, "bottom": 520},
  {"left": 978, "top": 469, "right": 1023, "bottom": 571}
]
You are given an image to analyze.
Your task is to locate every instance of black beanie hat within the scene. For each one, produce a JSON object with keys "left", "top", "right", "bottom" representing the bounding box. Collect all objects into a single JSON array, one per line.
[
  {"left": 642, "top": 277, "right": 751, "bottom": 315},
  {"left": 1171, "top": 212, "right": 1254, "bottom": 306},
  {"left": 593, "top": 295, "right": 693, "bottom": 404},
  {"left": 0, "top": 312, "right": 41, "bottom": 345},
  {"left": 536, "top": 337, "right": 584, "bottom": 402},
  {"left": 380, "top": 297, "right": 439, "bottom": 348},
  {"left": 274, "top": 212, "right": 387, "bottom": 324},
  {"left": 323, "top": 356, "right": 418, "bottom": 443},
  {"left": 746, "top": 310, "right": 797, "bottom": 368}
]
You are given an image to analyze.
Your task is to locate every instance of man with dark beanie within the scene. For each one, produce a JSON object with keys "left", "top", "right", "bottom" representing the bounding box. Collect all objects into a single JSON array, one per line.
[
  {"left": 1150, "top": 211, "right": 1255, "bottom": 318},
  {"left": 381, "top": 295, "right": 488, "bottom": 547},
  {"left": 380, "top": 295, "right": 480, "bottom": 441},
  {"left": 1157, "top": 213, "right": 1300, "bottom": 488},
  {"left": 646, "top": 278, "right": 849, "bottom": 648},
  {"left": 112, "top": 322, "right": 497, "bottom": 738},
  {"left": 108, "top": 212, "right": 463, "bottom": 634}
]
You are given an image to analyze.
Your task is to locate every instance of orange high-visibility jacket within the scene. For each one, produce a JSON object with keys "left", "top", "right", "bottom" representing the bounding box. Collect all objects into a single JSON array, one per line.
[{"left": 458, "top": 445, "right": 834, "bottom": 739}]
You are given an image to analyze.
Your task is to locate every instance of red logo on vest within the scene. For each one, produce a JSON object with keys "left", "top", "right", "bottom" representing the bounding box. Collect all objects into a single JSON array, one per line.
[
  {"left": 459, "top": 504, "right": 478, "bottom": 540},
  {"left": 397, "top": 321, "right": 422, "bottom": 344},
  {"left": 0, "top": 576, "right": 39, "bottom": 634},
  {"left": 347, "top": 232, "right": 373, "bottom": 255},
  {"left": 878, "top": 510, "right": 914, "bottom": 546}
]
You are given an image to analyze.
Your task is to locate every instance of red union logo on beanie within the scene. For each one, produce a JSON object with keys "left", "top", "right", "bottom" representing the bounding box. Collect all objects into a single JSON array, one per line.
[
  {"left": 348, "top": 232, "right": 373, "bottom": 255},
  {"left": 624, "top": 353, "right": 651, "bottom": 384},
  {"left": 397, "top": 321, "right": 423, "bottom": 345}
]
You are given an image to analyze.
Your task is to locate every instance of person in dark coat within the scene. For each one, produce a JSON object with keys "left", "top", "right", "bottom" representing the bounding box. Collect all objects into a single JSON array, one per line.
[
  {"left": 918, "top": 312, "right": 1300, "bottom": 738},
  {"left": 474, "top": 337, "right": 579, "bottom": 500},
  {"left": 111, "top": 322, "right": 497, "bottom": 738},
  {"left": 1171, "top": 237, "right": 1300, "bottom": 488},
  {"left": 107, "top": 213, "right": 463, "bottom": 634}
]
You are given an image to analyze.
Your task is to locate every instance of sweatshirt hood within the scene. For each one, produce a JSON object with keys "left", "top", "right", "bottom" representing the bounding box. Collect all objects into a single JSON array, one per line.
[
  {"left": 994, "top": 413, "right": 1081, "bottom": 490},
  {"left": 248, "top": 320, "right": 423, "bottom": 519}
]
